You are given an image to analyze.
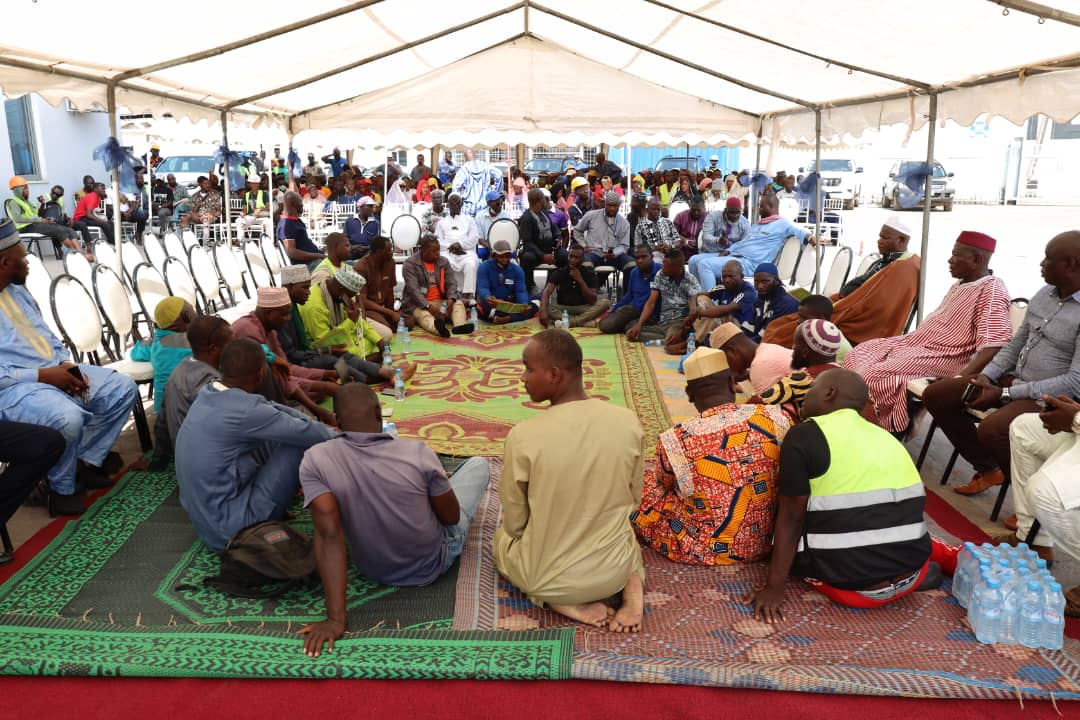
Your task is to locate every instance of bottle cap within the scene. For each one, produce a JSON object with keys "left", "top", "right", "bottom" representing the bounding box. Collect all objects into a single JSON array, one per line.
[
  {"left": 1028, "top": 580, "right": 1041, "bottom": 590},
  {"left": 987, "top": 580, "right": 1000, "bottom": 589}
]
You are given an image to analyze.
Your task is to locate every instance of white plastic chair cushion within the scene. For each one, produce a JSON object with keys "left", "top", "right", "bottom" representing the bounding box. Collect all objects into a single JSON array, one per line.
[
  {"left": 145, "top": 235, "right": 169, "bottom": 270},
  {"left": 25, "top": 255, "right": 59, "bottom": 337},
  {"left": 391, "top": 216, "right": 421, "bottom": 251},
  {"left": 64, "top": 253, "right": 95, "bottom": 290},
  {"left": 189, "top": 247, "right": 221, "bottom": 302},
  {"left": 822, "top": 248, "right": 852, "bottom": 297},
  {"left": 778, "top": 198, "right": 801, "bottom": 221},
  {"left": 215, "top": 245, "right": 245, "bottom": 290},
  {"left": 1010, "top": 300, "right": 1029, "bottom": 335},
  {"left": 136, "top": 267, "right": 169, "bottom": 317},
  {"left": 95, "top": 268, "right": 134, "bottom": 336},
  {"left": 163, "top": 233, "right": 186, "bottom": 260},
  {"left": 775, "top": 237, "right": 801, "bottom": 283},
  {"left": 53, "top": 278, "right": 102, "bottom": 352},
  {"left": 245, "top": 244, "right": 273, "bottom": 287},
  {"left": 181, "top": 230, "right": 199, "bottom": 250},
  {"left": 487, "top": 219, "right": 519, "bottom": 252},
  {"left": 164, "top": 262, "right": 198, "bottom": 306},
  {"left": 105, "top": 357, "right": 154, "bottom": 382},
  {"left": 795, "top": 246, "right": 819, "bottom": 288},
  {"left": 120, "top": 241, "right": 144, "bottom": 271},
  {"left": 668, "top": 201, "right": 690, "bottom": 219},
  {"left": 855, "top": 253, "right": 880, "bottom": 277},
  {"left": 260, "top": 237, "right": 283, "bottom": 273}
]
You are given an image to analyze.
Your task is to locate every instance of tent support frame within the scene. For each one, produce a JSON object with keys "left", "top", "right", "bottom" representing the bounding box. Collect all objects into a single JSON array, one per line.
[
  {"left": 917, "top": 92, "right": 939, "bottom": 325},
  {"left": 813, "top": 109, "right": 822, "bottom": 292},
  {"left": 106, "top": 83, "right": 123, "bottom": 280},
  {"left": 222, "top": 110, "right": 232, "bottom": 248},
  {"left": 990, "top": 1, "right": 1080, "bottom": 28}
]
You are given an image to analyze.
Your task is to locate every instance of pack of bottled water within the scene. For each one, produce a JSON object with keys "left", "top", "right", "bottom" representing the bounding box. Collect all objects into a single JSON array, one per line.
[{"left": 953, "top": 541, "right": 1064, "bottom": 649}]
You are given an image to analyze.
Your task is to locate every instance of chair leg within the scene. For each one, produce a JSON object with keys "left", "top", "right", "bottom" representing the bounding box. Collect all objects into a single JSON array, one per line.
[
  {"left": 1023, "top": 519, "right": 1041, "bottom": 546},
  {"left": 990, "top": 478, "right": 1010, "bottom": 522},
  {"left": 939, "top": 449, "right": 960, "bottom": 486},
  {"left": 915, "top": 417, "right": 937, "bottom": 469},
  {"left": 132, "top": 396, "right": 153, "bottom": 452},
  {"left": 0, "top": 523, "right": 13, "bottom": 554}
]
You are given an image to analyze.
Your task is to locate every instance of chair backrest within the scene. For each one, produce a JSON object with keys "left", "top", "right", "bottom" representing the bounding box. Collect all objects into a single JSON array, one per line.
[
  {"left": 1009, "top": 297, "right": 1030, "bottom": 335},
  {"left": 774, "top": 236, "right": 802, "bottom": 285},
  {"left": 213, "top": 242, "right": 246, "bottom": 294},
  {"left": 144, "top": 232, "right": 169, "bottom": 272},
  {"left": 244, "top": 240, "right": 273, "bottom": 288},
  {"left": 794, "top": 245, "right": 819, "bottom": 289},
  {"left": 163, "top": 256, "right": 199, "bottom": 308},
  {"left": 63, "top": 251, "right": 95, "bottom": 290},
  {"left": 187, "top": 244, "right": 221, "bottom": 305},
  {"left": 778, "top": 197, "right": 800, "bottom": 221},
  {"left": 381, "top": 203, "right": 408, "bottom": 238},
  {"left": 25, "top": 253, "right": 59, "bottom": 338},
  {"left": 821, "top": 246, "right": 853, "bottom": 297},
  {"left": 854, "top": 252, "right": 881, "bottom": 277},
  {"left": 390, "top": 214, "right": 422, "bottom": 254},
  {"left": 120, "top": 239, "right": 144, "bottom": 270},
  {"left": 410, "top": 202, "right": 431, "bottom": 222},
  {"left": 181, "top": 230, "right": 200, "bottom": 250},
  {"left": 229, "top": 197, "right": 243, "bottom": 211},
  {"left": 92, "top": 265, "right": 135, "bottom": 341},
  {"left": 668, "top": 201, "right": 690, "bottom": 219},
  {"left": 260, "top": 235, "right": 283, "bottom": 285},
  {"left": 50, "top": 274, "right": 103, "bottom": 356},
  {"left": 133, "top": 262, "right": 169, "bottom": 332},
  {"left": 487, "top": 218, "right": 519, "bottom": 253},
  {"left": 163, "top": 232, "right": 186, "bottom": 261}
]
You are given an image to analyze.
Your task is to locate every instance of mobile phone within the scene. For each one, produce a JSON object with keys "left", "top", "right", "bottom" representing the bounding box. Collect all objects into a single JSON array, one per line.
[
  {"left": 380, "top": 386, "right": 398, "bottom": 398},
  {"left": 380, "top": 405, "right": 394, "bottom": 418},
  {"left": 960, "top": 383, "right": 979, "bottom": 403},
  {"left": 67, "top": 366, "right": 89, "bottom": 403}
]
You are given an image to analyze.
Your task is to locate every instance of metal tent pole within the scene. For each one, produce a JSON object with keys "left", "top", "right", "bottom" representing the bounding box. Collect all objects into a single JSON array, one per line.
[
  {"left": 221, "top": 110, "right": 232, "bottom": 247},
  {"left": 626, "top": 143, "right": 631, "bottom": 198},
  {"left": 918, "top": 93, "right": 938, "bottom": 325},
  {"left": 106, "top": 85, "right": 123, "bottom": 279},
  {"left": 813, "top": 109, "right": 823, "bottom": 292},
  {"left": 752, "top": 120, "right": 763, "bottom": 220}
]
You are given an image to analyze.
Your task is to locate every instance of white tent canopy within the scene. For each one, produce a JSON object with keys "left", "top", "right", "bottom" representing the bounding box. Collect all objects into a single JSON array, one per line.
[{"left": 3, "top": 0, "right": 1079, "bottom": 147}]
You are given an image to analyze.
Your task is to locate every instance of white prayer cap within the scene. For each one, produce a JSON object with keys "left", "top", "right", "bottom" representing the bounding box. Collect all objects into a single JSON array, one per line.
[{"left": 882, "top": 214, "right": 913, "bottom": 238}]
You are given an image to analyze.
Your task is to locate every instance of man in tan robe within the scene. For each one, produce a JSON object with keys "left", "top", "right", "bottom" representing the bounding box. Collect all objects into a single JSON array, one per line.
[
  {"left": 762, "top": 216, "right": 920, "bottom": 347},
  {"left": 494, "top": 330, "right": 645, "bottom": 633}
]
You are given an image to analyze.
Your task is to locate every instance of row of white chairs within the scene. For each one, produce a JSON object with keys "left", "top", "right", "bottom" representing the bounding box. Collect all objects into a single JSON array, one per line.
[{"left": 774, "top": 236, "right": 863, "bottom": 298}]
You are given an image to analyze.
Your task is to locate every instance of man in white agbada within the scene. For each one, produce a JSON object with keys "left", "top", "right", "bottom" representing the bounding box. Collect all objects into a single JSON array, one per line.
[
  {"left": 452, "top": 149, "right": 503, "bottom": 217},
  {"left": 435, "top": 193, "right": 482, "bottom": 299}
]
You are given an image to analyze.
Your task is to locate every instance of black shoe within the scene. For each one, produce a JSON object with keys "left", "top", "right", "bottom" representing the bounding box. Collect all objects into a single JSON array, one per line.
[
  {"left": 451, "top": 323, "right": 475, "bottom": 335},
  {"left": 77, "top": 464, "right": 115, "bottom": 490},
  {"left": 915, "top": 561, "right": 943, "bottom": 591},
  {"left": 102, "top": 451, "right": 124, "bottom": 475},
  {"left": 48, "top": 492, "right": 86, "bottom": 517},
  {"left": 434, "top": 318, "right": 451, "bottom": 338},
  {"left": 0, "top": 551, "right": 13, "bottom": 566},
  {"left": 147, "top": 454, "right": 172, "bottom": 472}
]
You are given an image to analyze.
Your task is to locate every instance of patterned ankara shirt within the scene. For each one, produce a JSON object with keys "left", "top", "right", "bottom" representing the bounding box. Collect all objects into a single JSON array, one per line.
[
  {"left": 632, "top": 403, "right": 791, "bottom": 565},
  {"left": 650, "top": 270, "right": 701, "bottom": 323}
]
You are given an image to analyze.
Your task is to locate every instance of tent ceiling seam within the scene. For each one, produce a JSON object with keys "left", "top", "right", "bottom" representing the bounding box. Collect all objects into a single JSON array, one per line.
[{"left": 989, "top": 1, "right": 1080, "bottom": 29}]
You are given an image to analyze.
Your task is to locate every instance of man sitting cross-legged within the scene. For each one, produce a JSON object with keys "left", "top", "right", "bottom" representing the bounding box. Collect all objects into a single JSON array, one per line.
[
  {"left": 494, "top": 330, "right": 645, "bottom": 632},
  {"left": 299, "top": 264, "right": 416, "bottom": 385},
  {"left": 164, "top": 315, "right": 232, "bottom": 448},
  {"left": 353, "top": 236, "right": 407, "bottom": 332},
  {"left": 598, "top": 245, "right": 660, "bottom": 335},
  {"left": 745, "top": 369, "right": 955, "bottom": 620},
  {"left": 538, "top": 245, "right": 611, "bottom": 329},
  {"left": 401, "top": 234, "right": 474, "bottom": 337},
  {"left": 633, "top": 347, "right": 791, "bottom": 565},
  {"left": 843, "top": 230, "right": 1012, "bottom": 435},
  {"left": 175, "top": 338, "right": 337, "bottom": 552},
  {"left": 741, "top": 262, "right": 799, "bottom": 343},
  {"left": 627, "top": 249, "right": 701, "bottom": 348},
  {"left": 298, "top": 384, "right": 492, "bottom": 657},
  {"left": 476, "top": 239, "right": 538, "bottom": 324},
  {"left": 674, "top": 259, "right": 756, "bottom": 352},
  {"left": 310, "top": 232, "right": 351, "bottom": 285}
]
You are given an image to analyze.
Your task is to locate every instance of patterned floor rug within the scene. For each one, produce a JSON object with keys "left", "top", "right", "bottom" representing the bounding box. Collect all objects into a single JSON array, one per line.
[
  {"left": 455, "top": 480, "right": 1080, "bottom": 701},
  {"left": 388, "top": 322, "right": 669, "bottom": 456}
]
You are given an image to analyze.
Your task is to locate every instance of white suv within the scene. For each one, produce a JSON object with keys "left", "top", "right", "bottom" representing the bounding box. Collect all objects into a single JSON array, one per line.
[{"left": 799, "top": 159, "right": 863, "bottom": 210}]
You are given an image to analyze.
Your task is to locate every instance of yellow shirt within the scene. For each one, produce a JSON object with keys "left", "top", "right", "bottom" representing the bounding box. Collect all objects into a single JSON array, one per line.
[
  {"left": 493, "top": 399, "right": 645, "bottom": 606},
  {"left": 299, "top": 282, "right": 381, "bottom": 358}
]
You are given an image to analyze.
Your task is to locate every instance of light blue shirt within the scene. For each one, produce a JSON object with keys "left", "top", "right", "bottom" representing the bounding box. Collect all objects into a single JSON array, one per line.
[
  {"left": 727, "top": 217, "right": 810, "bottom": 277},
  {"left": 700, "top": 212, "right": 751, "bottom": 253},
  {"left": 475, "top": 209, "right": 513, "bottom": 243},
  {"left": 0, "top": 285, "right": 69, "bottom": 389}
]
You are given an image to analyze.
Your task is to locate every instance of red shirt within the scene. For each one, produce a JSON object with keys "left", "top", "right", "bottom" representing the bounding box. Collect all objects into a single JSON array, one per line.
[{"left": 72, "top": 191, "right": 101, "bottom": 222}]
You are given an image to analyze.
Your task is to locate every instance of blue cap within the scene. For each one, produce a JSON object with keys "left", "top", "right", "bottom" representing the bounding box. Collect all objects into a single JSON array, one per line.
[
  {"left": 485, "top": 190, "right": 503, "bottom": 202},
  {"left": 754, "top": 262, "right": 780, "bottom": 277},
  {"left": 0, "top": 218, "right": 18, "bottom": 251}
]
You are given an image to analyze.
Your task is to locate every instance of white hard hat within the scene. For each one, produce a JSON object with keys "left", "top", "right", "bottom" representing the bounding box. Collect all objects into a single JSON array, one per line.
[{"left": 710, "top": 155, "right": 719, "bottom": 162}]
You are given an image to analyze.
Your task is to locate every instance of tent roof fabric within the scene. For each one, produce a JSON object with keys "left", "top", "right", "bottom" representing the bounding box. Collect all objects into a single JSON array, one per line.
[{"left": 2, "top": 0, "right": 1079, "bottom": 146}]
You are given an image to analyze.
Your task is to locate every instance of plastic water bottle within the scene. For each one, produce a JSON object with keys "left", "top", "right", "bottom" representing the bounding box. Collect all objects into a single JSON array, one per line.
[
  {"left": 382, "top": 345, "right": 393, "bottom": 369},
  {"left": 974, "top": 579, "right": 1003, "bottom": 644},
  {"left": 954, "top": 542, "right": 975, "bottom": 607},
  {"left": 645, "top": 339, "right": 664, "bottom": 346},
  {"left": 393, "top": 368, "right": 405, "bottom": 402},
  {"left": 402, "top": 325, "right": 411, "bottom": 354},
  {"left": 998, "top": 565, "right": 1021, "bottom": 644},
  {"left": 470, "top": 305, "right": 479, "bottom": 324},
  {"left": 380, "top": 420, "right": 398, "bottom": 439},
  {"left": 1043, "top": 582, "right": 1065, "bottom": 650},
  {"left": 441, "top": 301, "right": 448, "bottom": 315},
  {"left": 1018, "top": 580, "right": 1044, "bottom": 648},
  {"left": 608, "top": 285, "right": 617, "bottom": 304},
  {"left": 686, "top": 331, "right": 696, "bottom": 353},
  {"left": 561, "top": 309, "right": 570, "bottom": 330}
]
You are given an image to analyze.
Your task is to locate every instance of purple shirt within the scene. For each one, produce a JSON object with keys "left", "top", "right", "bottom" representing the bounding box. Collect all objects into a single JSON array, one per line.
[
  {"left": 673, "top": 210, "right": 706, "bottom": 247},
  {"left": 300, "top": 432, "right": 452, "bottom": 586}
]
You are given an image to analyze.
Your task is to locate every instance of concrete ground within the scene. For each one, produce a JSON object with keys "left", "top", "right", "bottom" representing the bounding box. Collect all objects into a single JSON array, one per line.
[{"left": 7, "top": 202, "right": 1078, "bottom": 587}]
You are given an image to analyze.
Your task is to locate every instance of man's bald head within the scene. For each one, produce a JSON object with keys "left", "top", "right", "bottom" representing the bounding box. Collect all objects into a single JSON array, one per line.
[
  {"left": 335, "top": 383, "right": 382, "bottom": 433},
  {"left": 1040, "top": 230, "right": 1080, "bottom": 293},
  {"left": 801, "top": 368, "right": 869, "bottom": 419},
  {"left": 284, "top": 190, "right": 302, "bottom": 214}
]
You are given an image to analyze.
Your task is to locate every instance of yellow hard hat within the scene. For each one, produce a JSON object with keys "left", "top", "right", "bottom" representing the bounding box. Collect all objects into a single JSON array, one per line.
[
  {"left": 8, "top": 176, "right": 28, "bottom": 190},
  {"left": 570, "top": 177, "right": 589, "bottom": 191}
]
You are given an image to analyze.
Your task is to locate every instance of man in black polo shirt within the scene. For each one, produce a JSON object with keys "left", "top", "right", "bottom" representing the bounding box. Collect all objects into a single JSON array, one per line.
[
  {"left": 276, "top": 191, "right": 325, "bottom": 268},
  {"left": 538, "top": 246, "right": 611, "bottom": 328}
]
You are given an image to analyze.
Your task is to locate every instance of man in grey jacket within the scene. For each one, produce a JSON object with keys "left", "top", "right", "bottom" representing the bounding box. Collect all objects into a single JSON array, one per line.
[{"left": 401, "top": 234, "right": 475, "bottom": 337}]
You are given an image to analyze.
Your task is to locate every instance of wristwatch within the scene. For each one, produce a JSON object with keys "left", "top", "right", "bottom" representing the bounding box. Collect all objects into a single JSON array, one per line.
[{"left": 1000, "top": 387, "right": 1011, "bottom": 403}]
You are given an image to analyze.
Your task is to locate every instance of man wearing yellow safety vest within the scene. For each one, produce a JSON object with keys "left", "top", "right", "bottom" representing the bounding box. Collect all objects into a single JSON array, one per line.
[
  {"left": 234, "top": 173, "right": 272, "bottom": 241},
  {"left": 5, "top": 176, "right": 91, "bottom": 261}
]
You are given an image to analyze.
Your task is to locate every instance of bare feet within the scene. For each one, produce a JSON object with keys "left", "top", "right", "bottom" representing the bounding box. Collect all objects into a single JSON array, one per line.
[
  {"left": 608, "top": 572, "right": 644, "bottom": 633},
  {"left": 548, "top": 601, "right": 614, "bottom": 628},
  {"left": 396, "top": 361, "right": 417, "bottom": 381}
]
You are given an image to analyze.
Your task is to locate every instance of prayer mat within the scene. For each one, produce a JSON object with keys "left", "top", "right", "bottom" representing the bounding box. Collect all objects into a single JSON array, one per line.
[
  {"left": 387, "top": 321, "right": 669, "bottom": 457},
  {"left": 456, "top": 479, "right": 1080, "bottom": 701},
  {"left": 0, "top": 467, "right": 573, "bottom": 680}
]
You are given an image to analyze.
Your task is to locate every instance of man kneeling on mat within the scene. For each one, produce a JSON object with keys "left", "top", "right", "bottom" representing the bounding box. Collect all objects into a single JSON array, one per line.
[
  {"left": 298, "top": 384, "right": 491, "bottom": 656},
  {"left": 745, "top": 369, "right": 957, "bottom": 620}
]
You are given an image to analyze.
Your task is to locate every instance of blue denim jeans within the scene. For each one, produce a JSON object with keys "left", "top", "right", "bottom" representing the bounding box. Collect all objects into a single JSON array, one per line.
[{"left": 440, "top": 457, "right": 492, "bottom": 571}]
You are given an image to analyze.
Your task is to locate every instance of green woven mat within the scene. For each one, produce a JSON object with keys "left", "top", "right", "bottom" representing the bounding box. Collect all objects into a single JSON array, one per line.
[{"left": 0, "top": 467, "right": 573, "bottom": 679}]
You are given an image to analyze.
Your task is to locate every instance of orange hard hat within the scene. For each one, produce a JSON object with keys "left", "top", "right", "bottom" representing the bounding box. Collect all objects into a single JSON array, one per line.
[{"left": 8, "top": 176, "right": 28, "bottom": 190}]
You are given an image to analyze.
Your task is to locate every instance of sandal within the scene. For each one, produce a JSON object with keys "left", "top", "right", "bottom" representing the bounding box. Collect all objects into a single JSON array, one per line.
[{"left": 1065, "top": 588, "right": 1080, "bottom": 619}]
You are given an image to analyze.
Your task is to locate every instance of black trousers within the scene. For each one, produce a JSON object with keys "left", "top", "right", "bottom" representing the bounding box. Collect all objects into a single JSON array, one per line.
[
  {"left": 74, "top": 217, "right": 114, "bottom": 245},
  {"left": 519, "top": 246, "right": 567, "bottom": 292},
  {"left": 0, "top": 421, "right": 66, "bottom": 525}
]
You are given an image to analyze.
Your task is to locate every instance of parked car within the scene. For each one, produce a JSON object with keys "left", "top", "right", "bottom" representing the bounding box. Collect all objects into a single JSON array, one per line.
[
  {"left": 799, "top": 158, "right": 863, "bottom": 210},
  {"left": 882, "top": 160, "right": 955, "bottom": 212},
  {"left": 154, "top": 155, "right": 216, "bottom": 190},
  {"left": 523, "top": 157, "right": 588, "bottom": 184},
  {"left": 653, "top": 156, "right": 706, "bottom": 174}
]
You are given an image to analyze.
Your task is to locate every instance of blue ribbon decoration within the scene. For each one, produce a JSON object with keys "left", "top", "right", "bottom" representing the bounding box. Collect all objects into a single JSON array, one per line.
[
  {"left": 739, "top": 171, "right": 772, "bottom": 194},
  {"left": 213, "top": 143, "right": 246, "bottom": 190},
  {"left": 92, "top": 137, "right": 139, "bottom": 190},
  {"left": 893, "top": 162, "right": 933, "bottom": 209},
  {"left": 287, "top": 148, "right": 303, "bottom": 179}
]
